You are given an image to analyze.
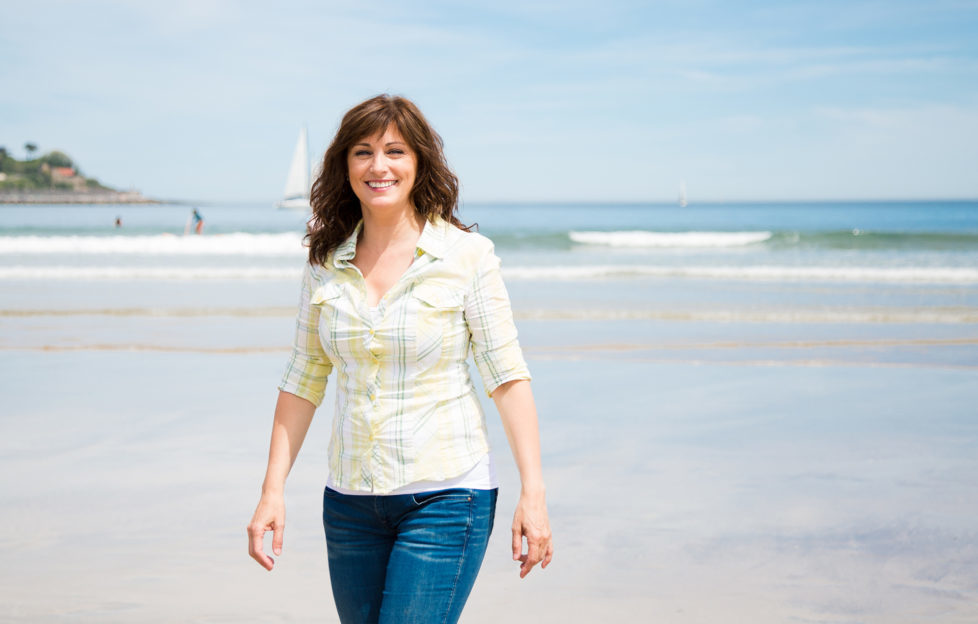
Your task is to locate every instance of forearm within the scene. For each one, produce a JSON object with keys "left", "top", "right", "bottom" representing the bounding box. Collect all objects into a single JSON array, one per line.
[
  {"left": 491, "top": 379, "right": 545, "bottom": 494},
  {"left": 261, "top": 390, "right": 316, "bottom": 495}
]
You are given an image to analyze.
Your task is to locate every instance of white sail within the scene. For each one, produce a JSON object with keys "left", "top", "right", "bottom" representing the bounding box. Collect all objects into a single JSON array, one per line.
[
  {"left": 679, "top": 180, "right": 688, "bottom": 208},
  {"left": 276, "top": 127, "right": 311, "bottom": 210}
]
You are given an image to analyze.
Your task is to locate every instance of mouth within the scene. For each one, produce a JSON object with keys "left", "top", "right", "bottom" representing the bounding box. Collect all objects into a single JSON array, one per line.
[{"left": 366, "top": 180, "right": 397, "bottom": 189}]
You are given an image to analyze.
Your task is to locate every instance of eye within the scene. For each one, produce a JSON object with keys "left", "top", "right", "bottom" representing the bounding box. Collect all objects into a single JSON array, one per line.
[
  {"left": 387, "top": 149, "right": 405, "bottom": 156},
  {"left": 353, "top": 149, "right": 371, "bottom": 157}
]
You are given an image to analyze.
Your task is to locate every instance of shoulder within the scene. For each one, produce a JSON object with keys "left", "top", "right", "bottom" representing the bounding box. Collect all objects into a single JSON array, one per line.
[
  {"left": 441, "top": 223, "right": 495, "bottom": 262},
  {"left": 304, "top": 258, "right": 346, "bottom": 290},
  {"left": 305, "top": 259, "right": 330, "bottom": 281}
]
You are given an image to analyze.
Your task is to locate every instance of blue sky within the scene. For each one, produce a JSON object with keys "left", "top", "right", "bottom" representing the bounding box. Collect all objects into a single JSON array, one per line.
[{"left": 2, "top": 0, "right": 976, "bottom": 202}]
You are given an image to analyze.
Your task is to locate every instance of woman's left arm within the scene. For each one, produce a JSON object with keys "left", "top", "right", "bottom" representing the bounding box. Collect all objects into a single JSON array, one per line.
[{"left": 492, "top": 378, "right": 553, "bottom": 579}]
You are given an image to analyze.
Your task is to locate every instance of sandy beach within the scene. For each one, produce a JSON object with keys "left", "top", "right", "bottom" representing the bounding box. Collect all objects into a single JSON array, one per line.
[{"left": 2, "top": 270, "right": 978, "bottom": 623}]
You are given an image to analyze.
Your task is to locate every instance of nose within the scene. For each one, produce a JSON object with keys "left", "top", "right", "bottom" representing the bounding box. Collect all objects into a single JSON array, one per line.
[{"left": 368, "top": 152, "right": 390, "bottom": 175}]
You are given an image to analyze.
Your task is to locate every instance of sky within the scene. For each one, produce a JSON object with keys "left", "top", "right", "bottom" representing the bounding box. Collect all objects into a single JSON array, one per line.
[{"left": 1, "top": 0, "right": 977, "bottom": 203}]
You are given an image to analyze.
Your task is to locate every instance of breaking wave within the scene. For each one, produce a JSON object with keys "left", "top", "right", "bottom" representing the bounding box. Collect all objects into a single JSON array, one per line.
[
  {"left": 502, "top": 264, "right": 978, "bottom": 284},
  {"left": 569, "top": 231, "right": 773, "bottom": 247},
  {"left": 0, "top": 266, "right": 302, "bottom": 280},
  {"left": 0, "top": 233, "right": 305, "bottom": 256},
  {"left": 2, "top": 263, "right": 976, "bottom": 284}
]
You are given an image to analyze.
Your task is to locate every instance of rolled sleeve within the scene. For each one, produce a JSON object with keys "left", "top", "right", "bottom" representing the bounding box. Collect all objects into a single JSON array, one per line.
[
  {"left": 464, "top": 244, "right": 531, "bottom": 397},
  {"left": 278, "top": 263, "right": 332, "bottom": 407}
]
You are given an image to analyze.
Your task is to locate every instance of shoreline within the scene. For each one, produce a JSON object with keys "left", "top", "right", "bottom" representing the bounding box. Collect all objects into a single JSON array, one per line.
[{"left": 0, "top": 190, "right": 159, "bottom": 204}]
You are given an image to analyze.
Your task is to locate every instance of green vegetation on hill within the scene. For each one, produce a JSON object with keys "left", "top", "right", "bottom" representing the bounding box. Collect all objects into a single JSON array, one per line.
[{"left": 0, "top": 145, "right": 113, "bottom": 192}]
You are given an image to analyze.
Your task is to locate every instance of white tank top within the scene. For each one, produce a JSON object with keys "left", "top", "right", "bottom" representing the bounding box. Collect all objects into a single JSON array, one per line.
[{"left": 327, "top": 453, "right": 498, "bottom": 496}]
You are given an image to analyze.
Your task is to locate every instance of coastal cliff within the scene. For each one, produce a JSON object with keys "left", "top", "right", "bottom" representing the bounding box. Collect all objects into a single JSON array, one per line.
[{"left": 0, "top": 146, "right": 157, "bottom": 204}]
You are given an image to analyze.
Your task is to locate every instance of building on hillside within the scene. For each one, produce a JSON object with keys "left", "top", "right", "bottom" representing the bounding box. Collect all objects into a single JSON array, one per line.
[{"left": 50, "top": 166, "right": 88, "bottom": 191}]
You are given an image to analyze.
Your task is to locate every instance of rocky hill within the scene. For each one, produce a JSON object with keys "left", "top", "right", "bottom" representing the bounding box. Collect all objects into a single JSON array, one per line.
[{"left": 0, "top": 146, "right": 155, "bottom": 203}]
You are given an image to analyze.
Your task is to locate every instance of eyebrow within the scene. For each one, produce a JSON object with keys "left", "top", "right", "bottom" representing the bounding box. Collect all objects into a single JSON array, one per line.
[{"left": 353, "top": 141, "right": 407, "bottom": 147}]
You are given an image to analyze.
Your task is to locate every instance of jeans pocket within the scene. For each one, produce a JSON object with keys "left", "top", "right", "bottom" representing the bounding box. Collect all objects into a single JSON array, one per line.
[
  {"left": 410, "top": 488, "right": 474, "bottom": 506},
  {"left": 487, "top": 488, "right": 498, "bottom": 535}
]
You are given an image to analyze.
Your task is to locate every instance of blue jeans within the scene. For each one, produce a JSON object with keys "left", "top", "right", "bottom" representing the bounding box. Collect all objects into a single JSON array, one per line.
[{"left": 322, "top": 486, "right": 498, "bottom": 624}]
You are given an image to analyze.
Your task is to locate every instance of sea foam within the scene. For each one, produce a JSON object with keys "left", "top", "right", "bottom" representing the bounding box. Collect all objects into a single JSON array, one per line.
[
  {"left": 0, "top": 233, "right": 306, "bottom": 256},
  {"left": 569, "top": 230, "right": 773, "bottom": 247},
  {"left": 0, "top": 266, "right": 302, "bottom": 280},
  {"left": 501, "top": 264, "right": 978, "bottom": 284},
  {"left": 2, "top": 263, "right": 977, "bottom": 284}
]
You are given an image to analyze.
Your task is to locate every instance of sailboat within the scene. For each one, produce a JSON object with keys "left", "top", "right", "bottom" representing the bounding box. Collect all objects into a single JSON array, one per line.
[
  {"left": 275, "top": 127, "right": 311, "bottom": 211},
  {"left": 678, "top": 180, "right": 688, "bottom": 208}
]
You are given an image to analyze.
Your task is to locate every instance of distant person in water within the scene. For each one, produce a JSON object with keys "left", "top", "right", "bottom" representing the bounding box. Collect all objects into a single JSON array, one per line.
[
  {"left": 114, "top": 216, "right": 122, "bottom": 228},
  {"left": 191, "top": 208, "right": 204, "bottom": 235}
]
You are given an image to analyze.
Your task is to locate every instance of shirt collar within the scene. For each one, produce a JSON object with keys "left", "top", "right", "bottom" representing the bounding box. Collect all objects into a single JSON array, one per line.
[
  {"left": 332, "top": 220, "right": 362, "bottom": 268},
  {"left": 415, "top": 217, "right": 449, "bottom": 259},
  {"left": 333, "top": 217, "right": 449, "bottom": 268}
]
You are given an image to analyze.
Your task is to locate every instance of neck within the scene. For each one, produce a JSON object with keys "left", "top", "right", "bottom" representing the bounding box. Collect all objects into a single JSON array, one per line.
[{"left": 359, "top": 205, "right": 427, "bottom": 252}]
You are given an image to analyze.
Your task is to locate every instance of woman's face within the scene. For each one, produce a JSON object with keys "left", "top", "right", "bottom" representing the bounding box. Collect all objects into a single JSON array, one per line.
[{"left": 347, "top": 125, "right": 417, "bottom": 215}]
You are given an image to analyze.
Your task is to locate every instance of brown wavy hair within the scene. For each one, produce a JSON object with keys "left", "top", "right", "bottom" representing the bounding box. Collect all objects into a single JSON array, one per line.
[{"left": 306, "top": 94, "right": 471, "bottom": 265}]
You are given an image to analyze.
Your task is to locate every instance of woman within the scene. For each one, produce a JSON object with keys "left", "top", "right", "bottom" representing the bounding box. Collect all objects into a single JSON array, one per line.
[{"left": 247, "top": 94, "right": 553, "bottom": 623}]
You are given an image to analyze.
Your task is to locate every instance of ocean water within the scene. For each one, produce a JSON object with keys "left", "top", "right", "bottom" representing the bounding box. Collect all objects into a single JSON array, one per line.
[
  {"left": 3, "top": 200, "right": 977, "bottom": 326},
  {"left": 2, "top": 200, "right": 978, "bottom": 622},
  {"left": 1, "top": 200, "right": 977, "bottom": 282}
]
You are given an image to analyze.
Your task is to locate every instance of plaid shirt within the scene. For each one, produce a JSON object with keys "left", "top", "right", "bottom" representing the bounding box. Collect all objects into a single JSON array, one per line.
[{"left": 279, "top": 217, "right": 531, "bottom": 493}]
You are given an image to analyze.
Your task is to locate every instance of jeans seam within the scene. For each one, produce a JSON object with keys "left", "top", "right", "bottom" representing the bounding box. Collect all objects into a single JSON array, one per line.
[{"left": 441, "top": 493, "right": 474, "bottom": 624}]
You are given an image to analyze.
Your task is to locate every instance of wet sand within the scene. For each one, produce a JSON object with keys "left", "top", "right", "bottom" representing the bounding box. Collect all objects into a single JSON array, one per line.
[{"left": 1, "top": 279, "right": 977, "bottom": 622}]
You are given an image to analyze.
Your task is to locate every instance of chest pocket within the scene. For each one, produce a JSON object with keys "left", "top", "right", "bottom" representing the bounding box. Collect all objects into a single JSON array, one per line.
[
  {"left": 310, "top": 282, "right": 347, "bottom": 359},
  {"left": 412, "top": 282, "right": 466, "bottom": 372}
]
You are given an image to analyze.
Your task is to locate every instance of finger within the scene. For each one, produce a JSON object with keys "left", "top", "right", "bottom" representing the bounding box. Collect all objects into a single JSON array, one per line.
[
  {"left": 515, "top": 553, "right": 528, "bottom": 578},
  {"left": 542, "top": 540, "right": 554, "bottom": 569},
  {"left": 248, "top": 525, "right": 274, "bottom": 571},
  {"left": 520, "top": 535, "right": 549, "bottom": 578},
  {"left": 272, "top": 522, "right": 284, "bottom": 556},
  {"left": 511, "top": 527, "right": 522, "bottom": 561}
]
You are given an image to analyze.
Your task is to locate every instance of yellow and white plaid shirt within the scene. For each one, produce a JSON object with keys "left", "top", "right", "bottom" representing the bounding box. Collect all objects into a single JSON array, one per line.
[{"left": 279, "top": 217, "right": 531, "bottom": 494}]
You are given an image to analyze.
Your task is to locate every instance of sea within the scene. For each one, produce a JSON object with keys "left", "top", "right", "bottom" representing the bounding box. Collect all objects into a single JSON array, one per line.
[
  {"left": 2, "top": 200, "right": 978, "bottom": 622},
  {"left": 3, "top": 199, "right": 978, "bottom": 329},
  {"left": 2, "top": 200, "right": 977, "bottom": 286}
]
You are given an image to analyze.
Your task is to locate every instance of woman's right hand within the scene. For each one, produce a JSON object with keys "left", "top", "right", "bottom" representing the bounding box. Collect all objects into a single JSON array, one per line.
[
  {"left": 247, "top": 492, "right": 286, "bottom": 571},
  {"left": 248, "top": 392, "right": 316, "bottom": 571}
]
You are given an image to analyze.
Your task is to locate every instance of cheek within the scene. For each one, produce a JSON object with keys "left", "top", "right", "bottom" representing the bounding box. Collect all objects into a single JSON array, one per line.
[{"left": 403, "top": 163, "right": 418, "bottom": 184}]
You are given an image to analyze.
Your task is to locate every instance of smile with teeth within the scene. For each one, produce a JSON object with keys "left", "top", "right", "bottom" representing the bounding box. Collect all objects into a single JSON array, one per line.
[{"left": 367, "top": 180, "right": 397, "bottom": 189}]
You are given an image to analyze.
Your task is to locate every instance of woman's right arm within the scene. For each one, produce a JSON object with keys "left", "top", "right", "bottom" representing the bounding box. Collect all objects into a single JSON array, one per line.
[
  {"left": 250, "top": 263, "right": 330, "bottom": 569},
  {"left": 247, "top": 390, "right": 316, "bottom": 571}
]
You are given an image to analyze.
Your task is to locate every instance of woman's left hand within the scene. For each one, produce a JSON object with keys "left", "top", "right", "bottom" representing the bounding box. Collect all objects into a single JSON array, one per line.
[{"left": 511, "top": 487, "right": 553, "bottom": 578}]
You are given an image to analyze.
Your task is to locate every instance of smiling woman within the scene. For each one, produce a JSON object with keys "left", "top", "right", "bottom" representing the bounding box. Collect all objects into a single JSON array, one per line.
[
  {"left": 346, "top": 127, "right": 418, "bottom": 223},
  {"left": 247, "top": 94, "right": 553, "bottom": 624},
  {"left": 347, "top": 126, "right": 418, "bottom": 208}
]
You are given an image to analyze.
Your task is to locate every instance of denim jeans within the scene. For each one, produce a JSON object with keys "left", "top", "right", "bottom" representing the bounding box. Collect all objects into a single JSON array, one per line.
[{"left": 322, "top": 486, "right": 498, "bottom": 624}]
